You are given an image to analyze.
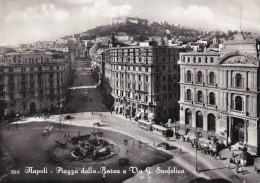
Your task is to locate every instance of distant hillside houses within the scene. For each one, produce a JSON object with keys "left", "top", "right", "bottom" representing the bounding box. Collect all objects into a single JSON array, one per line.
[{"left": 111, "top": 17, "right": 148, "bottom": 25}]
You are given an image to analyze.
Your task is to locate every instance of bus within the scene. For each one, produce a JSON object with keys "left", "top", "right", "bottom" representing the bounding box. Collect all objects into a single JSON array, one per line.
[
  {"left": 151, "top": 124, "right": 173, "bottom": 137},
  {"left": 138, "top": 120, "right": 153, "bottom": 131}
]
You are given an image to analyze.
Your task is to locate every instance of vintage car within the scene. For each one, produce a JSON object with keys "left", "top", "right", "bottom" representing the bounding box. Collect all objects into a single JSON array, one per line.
[
  {"left": 157, "top": 142, "right": 170, "bottom": 150},
  {"left": 42, "top": 125, "right": 54, "bottom": 136}
]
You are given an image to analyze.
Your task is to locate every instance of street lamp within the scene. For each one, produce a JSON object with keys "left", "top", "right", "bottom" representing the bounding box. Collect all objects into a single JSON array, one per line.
[
  {"left": 195, "top": 135, "right": 200, "bottom": 173},
  {"left": 57, "top": 104, "right": 63, "bottom": 130}
]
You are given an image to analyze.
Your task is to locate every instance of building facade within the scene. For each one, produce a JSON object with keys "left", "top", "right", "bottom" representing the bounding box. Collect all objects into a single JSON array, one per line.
[
  {"left": 178, "top": 32, "right": 260, "bottom": 154},
  {"left": 105, "top": 45, "right": 186, "bottom": 121},
  {"left": 0, "top": 51, "right": 71, "bottom": 117}
]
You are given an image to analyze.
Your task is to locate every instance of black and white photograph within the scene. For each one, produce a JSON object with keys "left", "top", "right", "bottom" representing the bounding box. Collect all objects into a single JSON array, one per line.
[{"left": 0, "top": 0, "right": 260, "bottom": 182}]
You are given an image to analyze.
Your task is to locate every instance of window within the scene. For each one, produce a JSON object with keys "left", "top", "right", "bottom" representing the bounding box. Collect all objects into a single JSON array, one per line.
[
  {"left": 30, "top": 74, "right": 33, "bottom": 79},
  {"left": 210, "top": 57, "right": 214, "bottom": 63},
  {"left": 30, "top": 67, "right": 34, "bottom": 71},
  {"left": 163, "top": 75, "right": 166, "bottom": 81},
  {"left": 9, "top": 68, "right": 13, "bottom": 72},
  {"left": 186, "top": 70, "right": 192, "bottom": 82},
  {"left": 163, "top": 85, "right": 166, "bottom": 91},
  {"left": 208, "top": 114, "right": 216, "bottom": 132},
  {"left": 209, "top": 72, "right": 215, "bottom": 84},
  {"left": 186, "top": 89, "right": 192, "bottom": 101},
  {"left": 168, "top": 75, "right": 172, "bottom": 81},
  {"left": 169, "top": 93, "right": 172, "bottom": 99},
  {"left": 198, "top": 57, "right": 201, "bottom": 63},
  {"left": 139, "top": 75, "right": 141, "bottom": 81},
  {"left": 168, "top": 85, "right": 172, "bottom": 91},
  {"left": 235, "top": 96, "right": 243, "bottom": 111},
  {"left": 196, "top": 111, "right": 203, "bottom": 128},
  {"left": 21, "top": 75, "right": 26, "bottom": 80},
  {"left": 146, "top": 76, "right": 148, "bottom": 82},
  {"left": 197, "top": 91, "right": 203, "bottom": 103},
  {"left": 236, "top": 73, "right": 242, "bottom": 87},
  {"left": 197, "top": 71, "right": 202, "bottom": 83},
  {"left": 209, "top": 92, "right": 215, "bottom": 105},
  {"left": 21, "top": 68, "right": 26, "bottom": 72},
  {"left": 185, "top": 109, "right": 192, "bottom": 125}
]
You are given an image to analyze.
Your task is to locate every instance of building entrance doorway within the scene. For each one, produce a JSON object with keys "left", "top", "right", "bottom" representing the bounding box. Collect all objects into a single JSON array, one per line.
[
  {"left": 232, "top": 117, "right": 244, "bottom": 144},
  {"left": 30, "top": 102, "right": 36, "bottom": 114}
]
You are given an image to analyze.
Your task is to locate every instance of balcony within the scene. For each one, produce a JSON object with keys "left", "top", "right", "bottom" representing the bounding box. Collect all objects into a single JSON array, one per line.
[
  {"left": 230, "top": 109, "right": 247, "bottom": 115},
  {"left": 185, "top": 80, "right": 192, "bottom": 84}
]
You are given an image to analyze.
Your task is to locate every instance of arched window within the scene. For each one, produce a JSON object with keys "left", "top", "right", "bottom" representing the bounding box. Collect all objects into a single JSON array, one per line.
[
  {"left": 186, "top": 89, "right": 192, "bottom": 101},
  {"left": 209, "top": 72, "right": 215, "bottom": 84},
  {"left": 208, "top": 113, "right": 216, "bottom": 132},
  {"left": 236, "top": 73, "right": 242, "bottom": 87},
  {"left": 235, "top": 96, "right": 243, "bottom": 111},
  {"left": 197, "top": 71, "right": 202, "bottom": 83},
  {"left": 196, "top": 111, "right": 203, "bottom": 128},
  {"left": 209, "top": 92, "right": 215, "bottom": 105},
  {"left": 186, "top": 70, "right": 192, "bottom": 82},
  {"left": 197, "top": 91, "right": 203, "bottom": 103},
  {"left": 185, "top": 109, "right": 192, "bottom": 125}
]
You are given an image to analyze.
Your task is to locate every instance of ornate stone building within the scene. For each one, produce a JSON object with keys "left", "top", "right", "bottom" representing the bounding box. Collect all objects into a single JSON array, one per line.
[
  {"left": 178, "top": 32, "right": 260, "bottom": 154},
  {"left": 0, "top": 51, "right": 71, "bottom": 117},
  {"left": 105, "top": 44, "right": 186, "bottom": 121}
]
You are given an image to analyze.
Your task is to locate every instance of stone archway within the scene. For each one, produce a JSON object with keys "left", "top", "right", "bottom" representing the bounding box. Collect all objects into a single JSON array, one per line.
[{"left": 30, "top": 102, "right": 36, "bottom": 114}]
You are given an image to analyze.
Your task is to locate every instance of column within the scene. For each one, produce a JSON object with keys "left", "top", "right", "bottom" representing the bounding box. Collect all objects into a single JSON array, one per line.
[
  {"left": 245, "top": 72, "right": 248, "bottom": 89},
  {"left": 226, "top": 70, "right": 228, "bottom": 88}
]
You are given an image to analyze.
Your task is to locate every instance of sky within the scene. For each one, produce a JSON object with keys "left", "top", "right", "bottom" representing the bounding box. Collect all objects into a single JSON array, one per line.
[{"left": 0, "top": 0, "right": 260, "bottom": 46}]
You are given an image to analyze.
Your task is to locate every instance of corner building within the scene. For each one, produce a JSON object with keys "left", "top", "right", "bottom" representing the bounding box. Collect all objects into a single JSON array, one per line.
[
  {"left": 105, "top": 45, "right": 186, "bottom": 120},
  {"left": 0, "top": 51, "right": 70, "bottom": 116},
  {"left": 178, "top": 32, "right": 260, "bottom": 154}
]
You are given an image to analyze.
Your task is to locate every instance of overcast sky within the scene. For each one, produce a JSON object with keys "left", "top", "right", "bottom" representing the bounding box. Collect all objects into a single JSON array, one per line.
[{"left": 0, "top": 0, "right": 260, "bottom": 45}]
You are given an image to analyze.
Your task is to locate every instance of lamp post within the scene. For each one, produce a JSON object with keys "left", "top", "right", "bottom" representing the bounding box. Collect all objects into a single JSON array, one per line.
[
  {"left": 195, "top": 135, "right": 199, "bottom": 173},
  {"left": 57, "top": 104, "right": 63, "bottom": 130}
]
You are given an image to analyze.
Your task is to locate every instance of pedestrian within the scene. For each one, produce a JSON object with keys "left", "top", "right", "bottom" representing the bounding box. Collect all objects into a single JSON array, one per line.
[
  {"left": 64, "top": 133, "right": 67, "bottom": 137},
  {"left": 102, "top": 173, "right": 106, "bottom": 183},
  {"left": 15, "top": 123, "right": 18, "bottom": 130}
]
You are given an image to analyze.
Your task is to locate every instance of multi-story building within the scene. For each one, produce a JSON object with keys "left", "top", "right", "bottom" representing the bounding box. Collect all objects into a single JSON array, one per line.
[
  {"left": 0, "top": 51, "right": 71, "bottom": 117},
  {"left": 105, "top": 44, "right": 186, "bottom": 121},
  {"left": 178, "top": 32, "right": 260, "bottom": 154}
]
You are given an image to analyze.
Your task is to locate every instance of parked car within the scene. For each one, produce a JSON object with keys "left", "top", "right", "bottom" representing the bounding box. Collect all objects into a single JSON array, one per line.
[
  {"left": 157, "top": 142, "right": 170, "bottom": 150},
  {"left": 119, "top": 158, "right": 130, "bottom": 166}
]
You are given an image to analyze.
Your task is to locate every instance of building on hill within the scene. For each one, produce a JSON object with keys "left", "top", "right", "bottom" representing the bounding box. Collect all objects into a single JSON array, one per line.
[
  {"left": 111, "top": 17, "right": 148, "bottom": 26},
  {"left": 104, "top": 44, "right": 187, "bottom": 122},
  {"left": 0, "top": 51, "right": 72, "bottom": 118},
  {"left": 178, "top": 31, "right": 260, "bottom": 154}
]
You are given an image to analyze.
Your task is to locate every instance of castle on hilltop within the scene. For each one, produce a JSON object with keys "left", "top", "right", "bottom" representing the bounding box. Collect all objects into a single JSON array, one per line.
[{"left": 111, "top": 17, "right": 148, "bottom": 26}]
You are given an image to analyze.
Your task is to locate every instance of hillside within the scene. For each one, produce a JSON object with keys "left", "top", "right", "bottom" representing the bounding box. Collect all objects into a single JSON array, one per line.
[{"left": 63, "top": 22, "right": 205, "bottom": 41}]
